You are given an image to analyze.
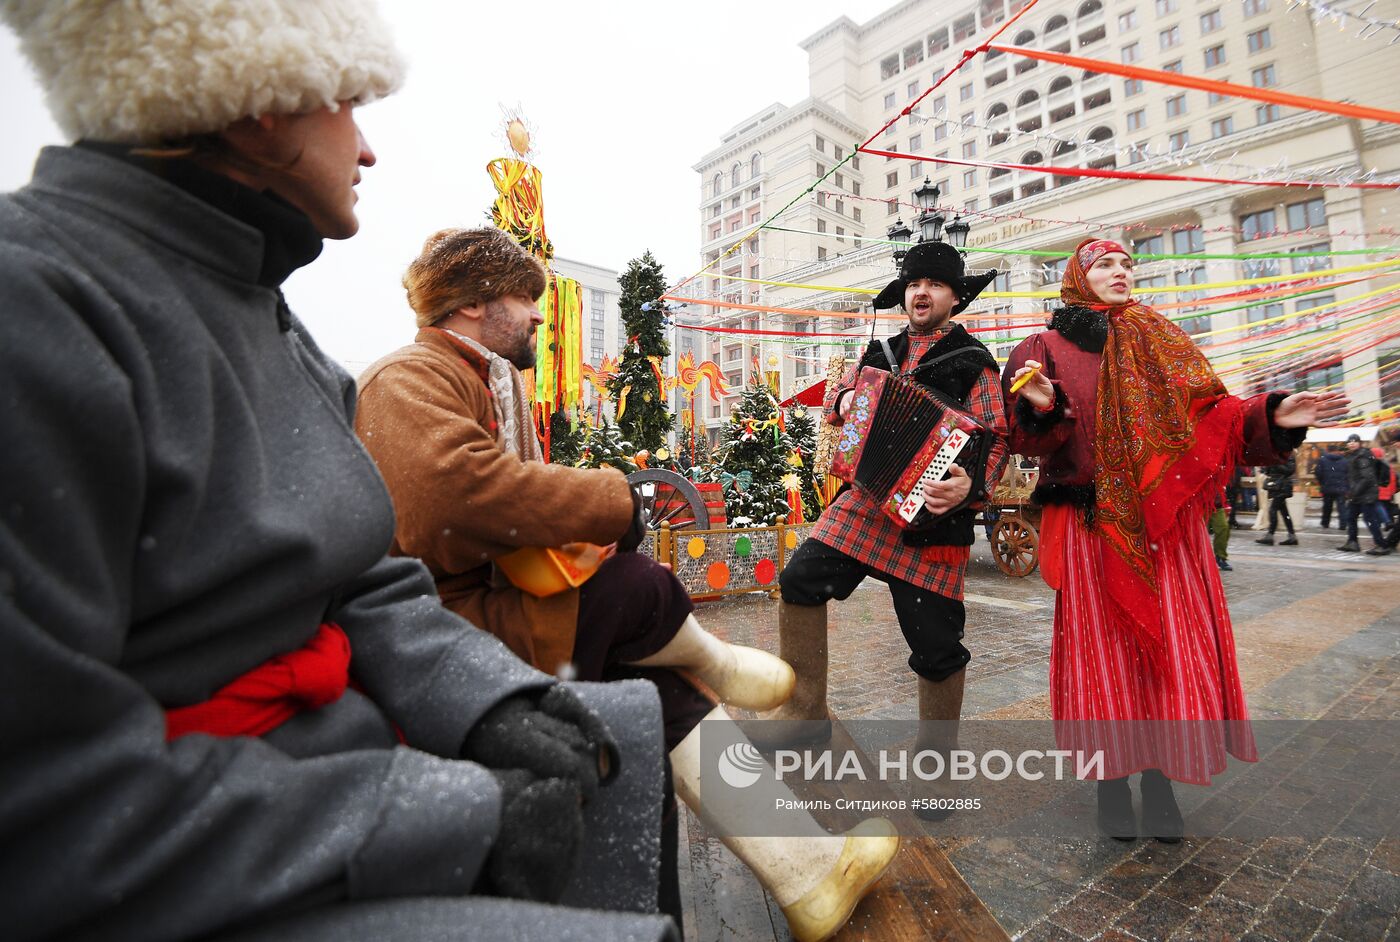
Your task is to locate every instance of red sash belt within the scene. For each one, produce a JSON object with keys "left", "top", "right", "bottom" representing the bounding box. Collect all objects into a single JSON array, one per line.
[{"left": 165, "top": 623, "right": 351, "bottom": 740}]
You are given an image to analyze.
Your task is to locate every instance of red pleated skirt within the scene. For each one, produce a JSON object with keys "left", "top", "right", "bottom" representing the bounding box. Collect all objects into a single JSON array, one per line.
[{"left": 1048, "top": 507, "right": 1257, "bottom": 784}]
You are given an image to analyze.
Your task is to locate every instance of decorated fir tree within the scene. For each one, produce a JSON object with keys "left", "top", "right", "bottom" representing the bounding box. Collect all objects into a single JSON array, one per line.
[
  {"left": 578, "top": 421, "right": 637, "bottom": 474},
  {"left": 713, "top": 378, "right": 794, "bottom": 526},
  {"left": 784, "top": 403, "right": 823, "bottom": 523},
  {"left": 546, "top": 406, "right": 586, "bottom": 466},
  {"left": 607, "top": 251, "right": 672, "bottom": 453},
  {"left": 676, "top": 420, "right": 714, "bottom": 478}
]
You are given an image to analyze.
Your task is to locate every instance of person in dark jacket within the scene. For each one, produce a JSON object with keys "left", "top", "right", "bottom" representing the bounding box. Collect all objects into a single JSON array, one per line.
[
  {"left": 1255, "top": 458, "right": 1299, "bottom": 545},
  {"left": 1339, "top": 434, "right": 1389, "bottom": 554},
  {"left": 0, "top": 3, "right": 677, "bottom": 941},
  {"left": 1315, "top": 445, "right": 1350, "bottom": 528}
]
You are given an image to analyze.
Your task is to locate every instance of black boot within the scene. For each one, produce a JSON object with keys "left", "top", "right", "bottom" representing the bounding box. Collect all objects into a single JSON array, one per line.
[
  {"left": 1254, "top": 533, "right": 1274, "bottom": 545},
  {"left": 1097, "top": 777, "right": 1136, "bottom": 841},
  {"left": 1279, "top": 533, "right": 1298, "bottom": 546},
  {"left": 1139, "top": 769, "right": 1184, "bottom": 843}
]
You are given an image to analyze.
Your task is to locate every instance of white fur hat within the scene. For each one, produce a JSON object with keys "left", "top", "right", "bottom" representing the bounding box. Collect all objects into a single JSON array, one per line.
[{"left": 2, "top": 0, "right": 406, "bottom": 144}]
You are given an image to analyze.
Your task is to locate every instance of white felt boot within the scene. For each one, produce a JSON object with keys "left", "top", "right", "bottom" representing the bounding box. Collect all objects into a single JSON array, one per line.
[
  {"left": 671, "top": 707, "right": 900, "bottom": 942},
  {"left": 627, "top": 615, "right": 795, "bottom": 711}
]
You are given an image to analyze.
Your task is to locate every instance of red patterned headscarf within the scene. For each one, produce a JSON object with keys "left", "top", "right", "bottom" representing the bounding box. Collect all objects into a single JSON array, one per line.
[{"left": 1063, "top": 239, "right": 1237, "bottom": 659}]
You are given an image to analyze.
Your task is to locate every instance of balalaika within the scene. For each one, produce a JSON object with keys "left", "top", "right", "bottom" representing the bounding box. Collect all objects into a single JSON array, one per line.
[{"left": 829, "top": 353, "right": 992, "bottom": 530}]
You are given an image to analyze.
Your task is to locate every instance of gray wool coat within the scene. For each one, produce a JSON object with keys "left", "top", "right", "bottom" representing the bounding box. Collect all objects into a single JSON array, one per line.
[{"left": 0, "top": 146, "right": 674, "bottom": 942}]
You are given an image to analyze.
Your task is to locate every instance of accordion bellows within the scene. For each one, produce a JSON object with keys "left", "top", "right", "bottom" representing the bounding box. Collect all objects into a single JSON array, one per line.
[{"left": 830, "top": 367, "right": 991, "bottom": 529}]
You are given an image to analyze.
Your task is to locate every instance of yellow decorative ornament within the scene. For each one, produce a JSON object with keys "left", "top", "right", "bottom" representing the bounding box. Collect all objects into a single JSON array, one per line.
[
  {"left": 686, "top": 537, "right": 707, "bottom": 559},
  {"left": 786, "top": 452, "right": 804, "bottom": 467},
  {"left": 656, "top": 448, "right": 670, "bottom": 461},
  {"left": 781, "top": 472, "right": 802, "bottom": 491},
  {"left": 616, "top": 384, "right": 632, "bottom": 420}
]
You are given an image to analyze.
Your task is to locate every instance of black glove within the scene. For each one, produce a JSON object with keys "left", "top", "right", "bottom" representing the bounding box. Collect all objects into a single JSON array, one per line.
[
  {"left": 616, "top": 485, "right": 649, "bottom": 553},
  {"left": 480, "top": 768, "right": 584, "bottom": 902},
  {"left": 462, "top": 685, "right": 620, "bottom": 804}
]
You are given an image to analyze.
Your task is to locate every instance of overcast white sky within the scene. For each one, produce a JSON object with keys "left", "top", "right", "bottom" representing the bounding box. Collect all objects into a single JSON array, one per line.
[{"left": 1, "top": 1, "right": 897, "bottom": 365}]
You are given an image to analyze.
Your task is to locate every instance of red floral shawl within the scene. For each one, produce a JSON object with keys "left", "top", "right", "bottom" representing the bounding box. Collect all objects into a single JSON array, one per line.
[{"left": 1064, "top": 240, "right": 1240, "bottom": 660}]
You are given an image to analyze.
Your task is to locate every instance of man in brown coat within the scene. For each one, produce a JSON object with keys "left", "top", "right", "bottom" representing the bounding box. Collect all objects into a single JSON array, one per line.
[{"left": 356, "top": 227, "right": 900, "bottom": 942}]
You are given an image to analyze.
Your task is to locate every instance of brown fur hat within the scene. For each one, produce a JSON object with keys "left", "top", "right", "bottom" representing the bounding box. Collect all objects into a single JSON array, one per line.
[{"left": 403, "top": 227, "right": 547, "bottom": 327}]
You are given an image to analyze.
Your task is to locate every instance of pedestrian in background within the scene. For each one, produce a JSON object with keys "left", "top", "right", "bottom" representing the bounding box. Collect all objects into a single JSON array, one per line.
[
  {"left": 1339, "top": 434, "right": 1389, "bottom": 555},
  {"left": 1315, "top": 444, "right": 1350, "bottom": 529},
  {"left": 1255, "top": 458, "right": 1298, "bottom": 546},
  {"left": 1209, "top": 487, "right": 1233, "bottom": 570},
  {"left": 1373, "top": 447, "right": 1396, "bottom": 526}
]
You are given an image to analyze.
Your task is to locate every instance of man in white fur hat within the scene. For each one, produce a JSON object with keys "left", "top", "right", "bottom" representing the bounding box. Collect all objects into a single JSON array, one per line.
[{"left": 0, "top": 2, "right": 679, "bottom": 940}]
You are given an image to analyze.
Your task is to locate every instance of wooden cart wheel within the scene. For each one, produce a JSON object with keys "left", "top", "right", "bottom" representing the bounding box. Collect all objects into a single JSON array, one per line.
[
  {"left": 991, "top": 513, "right": 1040, "bottom": 577},
  {"left": 625, "top": 468, "right": 708, "bottom": 532}
]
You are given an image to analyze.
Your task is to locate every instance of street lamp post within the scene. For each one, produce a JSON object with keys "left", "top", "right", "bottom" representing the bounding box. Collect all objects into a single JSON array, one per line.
[{"left": 886, "top": 176, "right": 973, "bottom": 268}]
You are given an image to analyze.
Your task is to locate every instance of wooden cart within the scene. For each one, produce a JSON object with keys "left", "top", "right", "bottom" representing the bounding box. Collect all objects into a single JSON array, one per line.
[{"left": 982, "top": 456, "right": 1042, "bottom": 578}]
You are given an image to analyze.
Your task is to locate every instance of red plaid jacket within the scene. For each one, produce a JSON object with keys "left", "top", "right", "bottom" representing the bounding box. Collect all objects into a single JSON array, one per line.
[{"left": 810, "top": 332, "right": 1009, "bottom": 600}]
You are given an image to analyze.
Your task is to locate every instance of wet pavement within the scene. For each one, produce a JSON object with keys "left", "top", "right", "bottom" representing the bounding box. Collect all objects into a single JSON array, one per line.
[{"left": 681, "top": 515, "right": 1399, "bottom": 941}]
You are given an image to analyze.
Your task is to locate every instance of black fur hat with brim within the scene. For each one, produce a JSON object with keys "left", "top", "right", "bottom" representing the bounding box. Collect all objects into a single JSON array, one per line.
[{"left": 872, "top": 240, "right": 998, "bottom": 314}]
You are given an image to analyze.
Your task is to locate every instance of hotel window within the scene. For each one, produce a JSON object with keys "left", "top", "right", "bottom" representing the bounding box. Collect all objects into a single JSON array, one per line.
[
  {"left": 1246, "top": 302, "right": 1283, "bottom": 335},
  {"left": 853, "top": 207, "right": 862, "bottom": 223},
  {"left": 1240, "top": 208, "right": 1277, "bottom": 240},
  {"left": 834, "top": 172, "right": 845, "bottom": 189},
  {"left": 1159, "top": 25, "right": 1181, "bottom": 49},
  {"left": 836, "top": 226, "right": 845, "bottom": 242},
  {"left": 852, "top": 155, "right": 861, "bottom": 170},
  {"left": 816, "top": 219, "right": 827, "bottom": 234},
  {"left": 960, "top": 82, "right": 974, "bottom": 101},
  {"left": 885, "top": 123, "right": 897, "bottom": 137},
  {"left": 1200, "top": 9, "right": 1223, "bottom": 33},
  {"left": 887, "top": 171, "right": 899, "bottom": 188},
  {"left": 1125, "top": 78, "right": 1144, "bottom": 96},
  {"left": 881, "top": 54, "right": 900, "bottom": 79},
  {"left": 884, "top": 91, "right": 897, "bottom": 108},
  {"left": 1210, "top": 115, "right": 1234, "bottom": 137},
  {"left": 1118, "top": 10, "right": 1137, "bottom": 31},
  {"left": 1247, "top": 27, "right": 1272, "bottom": 53},
  {"left": 1290, "top": 242, "right": 1330, "bottom": 273},
  {"left": 815, "top": 135, "right": 826, "bottom": 153},
  {"left": 1256, "top": 103, "right": 1281, "bottom": 124},
  {"left": 1243, "top": 0, "right": 1268, "bottom": 16},
  {"left": 1209, "top": 87, "right": 1229, "bottom": 106},
  {"left": 816, "top": 247, "right": 827, "bottom": 261},
  {"left": 964, "top": 198, "right": 979, "bottom": 212},
  {"left": 1163, "top": 59, "right": 1183, "bottom": 73},
  {"left": 1155, "top": 0, "right": 1177, "bottom": 13},
  {"left": 962, "top": 140, "right": 977, "bottom": 158},
  {"left": 1126, "top": 108, "right": 1147, "bottom": 131},
  {"left": 1166, "top": 94, "right": 1187, "bottom": 118},
  {"left": 853, "top": 181, "right": 862, "bottom": 196},
  {"left": 1168, "top": 129, "right": 1190, "bottom": 151},
  {"left": 887, "top": 199, "right": 899, "bottom": 216},
  {"left": 1251, "top": 64, "right": 1277, "bottom": 86},
  {"left": 1132, "top": 235, "right": 1164, "bottom": 256},
  {"left": 835, "top": 199, "right": 844, "bottom": 216},
  {"left": 934, "top": 123, "right": 948, "bottom": 142},
  {"left": 1204, "top": 44, "right": 1226, "bottom": 67},
  {"left": 909, "top": 134, "right": 922, "bottom": 151},
  {"left": 910, "top": 163, "right": 924, "bottom": 180},
  {"left": 591, "top": 328, "right": 605, "bottom": 345},
  {"left": 963, "top": 169, "right": 978, "bottom": 187},
  {"left": 709, "top": 224, "right": 721, "bottom": 240},
  {"left": 1121, "top": 41, "right": 1141, "bottom": 63},
  {"left": 1173, "top": 229, "right": 1204, "bottom": 254},
  {"left": 904, "top": 41, "right": 924, "bottom": 69},
  {"left": 1287, "top": 198, "right": 1326, "bottom": 231},
  {"left": 907, "top": 80, "right": 920, "bottom": 99},
  {"left": 932, "top": 95, "right": 948, "bottom": 114},
  {"left": 816, "top": 192, "right": 826, "bottom": 208}
]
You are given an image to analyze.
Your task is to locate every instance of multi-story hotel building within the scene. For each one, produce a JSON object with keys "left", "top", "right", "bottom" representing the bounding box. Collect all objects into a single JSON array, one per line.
[{"left": 691, "top": 0, "right": 1400, "bottom": 441}]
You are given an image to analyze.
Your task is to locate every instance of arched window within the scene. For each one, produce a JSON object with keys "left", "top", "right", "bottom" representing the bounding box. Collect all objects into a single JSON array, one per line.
[
  {"left": 750, "top": 152, "right": 761, "bottom": 177},
  {"left": 712, "top": 173, "right": 723, "bottom": 197},
  {"left": 987, "top": 102, "right": 1010, "bottom": 120},
  {"left": 1087, "top": 125, "right": 1114, "bottom": 143},
  {"left": 1053, "top": 140, "right": 1078, "bottom": 158},
  {"left": 1077, "top": 0, "right": 1102, "bottom": 17},
  {"left": 1021, "top": 151, "right": 1044, "bottom": 164},
  {"left": 1013, "top": 29, "right": 1036, "bottom": 45},
  {"left": 1045, "top": 14, "right": 1069, "bottom": 32},
  {"left": 731, "top": 163, "right": 741, "bottom": 188},
  {"left": 1016, "top": 89, "right": 1040, "bottom": 108},
  {"left": 1048, "top": 76, "right": 1074, "bottom": 95}
]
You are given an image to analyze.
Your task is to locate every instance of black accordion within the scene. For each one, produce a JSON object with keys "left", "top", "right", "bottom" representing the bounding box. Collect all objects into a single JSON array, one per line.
[{"left": 828, "top": 365, "right": 992, "bottom": 529}]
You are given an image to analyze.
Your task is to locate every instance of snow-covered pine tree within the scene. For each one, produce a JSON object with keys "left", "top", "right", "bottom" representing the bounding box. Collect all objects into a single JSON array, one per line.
[
  {"left": 713, "top": 378, "right": 793, "bottom": 526},
  {"left": 578, "top": 420, "right": 637, "bottom": 474},
  {"left": 784, "top": 403, "right": 822, "bottom": 522}
]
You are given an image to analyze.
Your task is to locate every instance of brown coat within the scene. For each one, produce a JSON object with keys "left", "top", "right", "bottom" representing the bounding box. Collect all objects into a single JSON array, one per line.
[{"left": 355, "top": 328, "right": 634, "bottom": 674}]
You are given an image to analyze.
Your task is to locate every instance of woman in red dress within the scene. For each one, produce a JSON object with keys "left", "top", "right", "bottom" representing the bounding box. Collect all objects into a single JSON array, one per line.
[{"left": 1003, "top": 239, "right": 1348, "bottom": 841}]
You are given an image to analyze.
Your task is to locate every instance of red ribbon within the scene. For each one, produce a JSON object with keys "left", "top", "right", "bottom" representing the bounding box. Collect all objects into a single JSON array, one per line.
[{"left": 165, "top": 623, "right": 352, "bottom": 740}]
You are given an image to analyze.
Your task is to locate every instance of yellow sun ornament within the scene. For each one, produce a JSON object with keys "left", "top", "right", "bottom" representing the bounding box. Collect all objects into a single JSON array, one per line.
[{"left": 781, "top": 473, "right": 802, "bottom": 491}]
